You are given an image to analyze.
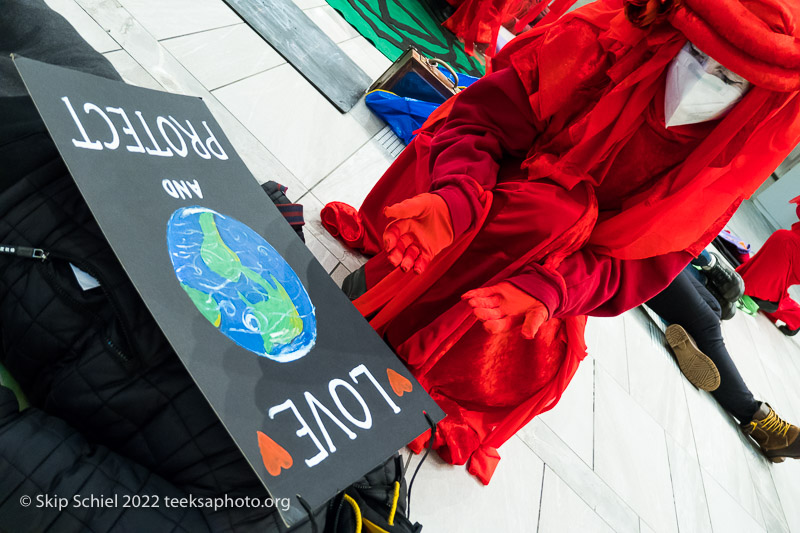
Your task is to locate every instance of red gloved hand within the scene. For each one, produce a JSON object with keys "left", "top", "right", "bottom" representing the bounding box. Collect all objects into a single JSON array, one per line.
[
  {"left": 383, "top": 193, "right": 454, "bottom": 274},
  {"left": 462, "top": 282, "right": 549, "bottom": 339}
]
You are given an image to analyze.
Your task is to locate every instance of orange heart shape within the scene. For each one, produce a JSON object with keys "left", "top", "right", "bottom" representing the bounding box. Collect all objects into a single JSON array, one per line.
[
  {"left": 387, "top": 368, "right": 413, "bottom": 397},
  {"left": 257, "top": 431, "right": 293, "bottom": 476}
]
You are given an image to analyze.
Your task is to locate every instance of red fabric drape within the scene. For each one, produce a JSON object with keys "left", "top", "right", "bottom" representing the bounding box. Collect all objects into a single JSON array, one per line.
[
  {"left": 334, "top": 127, "right": 599, "bottom": 483},
  {"left": 443, "top": 0, "right": 546, "bottom": 55}
]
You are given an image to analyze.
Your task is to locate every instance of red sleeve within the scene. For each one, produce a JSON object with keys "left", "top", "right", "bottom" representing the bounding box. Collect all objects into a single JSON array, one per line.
[
  {"left": 507, "top": 248, "right": 694, "bottom": 318},
  {"left": 428, "top": 67, "right": 543, "bottom": 236}
]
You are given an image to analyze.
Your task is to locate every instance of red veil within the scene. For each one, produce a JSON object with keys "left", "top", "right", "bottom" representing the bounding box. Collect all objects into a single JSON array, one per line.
[{"left": 494, "top": 0, "right": 800, "bottom": 260}]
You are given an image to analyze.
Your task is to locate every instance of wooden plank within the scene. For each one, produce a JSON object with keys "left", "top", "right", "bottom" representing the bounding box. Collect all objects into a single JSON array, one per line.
[{"left": 223, "top": 0, "right": 371, "bottom": 113}]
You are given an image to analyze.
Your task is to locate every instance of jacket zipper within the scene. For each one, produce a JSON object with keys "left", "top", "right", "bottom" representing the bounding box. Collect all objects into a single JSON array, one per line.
[{"left": 1, "top": 243, "right": 135, "bottom": 364}]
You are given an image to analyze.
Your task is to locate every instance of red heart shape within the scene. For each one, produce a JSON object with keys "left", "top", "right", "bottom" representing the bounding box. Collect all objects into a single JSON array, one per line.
[
  {"left": 387, "top": 368, "right": 413, "bottom": 397},
  {"left": 257, "top": 431, "right": 293, "bottom": 476}
]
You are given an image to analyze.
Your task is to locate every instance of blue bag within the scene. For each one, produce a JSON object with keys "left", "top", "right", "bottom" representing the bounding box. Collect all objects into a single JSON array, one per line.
[{"left": 366, "top": 67, "right": 480, "bottom": 145}]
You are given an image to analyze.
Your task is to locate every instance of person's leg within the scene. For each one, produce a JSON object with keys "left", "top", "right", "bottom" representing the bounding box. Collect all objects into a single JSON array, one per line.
[
  {"left": 690, "top": 249, "right": 713, "bottom": 268},
  {"left": 647, "top": 270, "right": 760, "bottom": 422}
]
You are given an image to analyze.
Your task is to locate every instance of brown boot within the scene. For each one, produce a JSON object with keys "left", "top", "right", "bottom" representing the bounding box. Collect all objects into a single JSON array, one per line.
[
  {"left": 665, "top": 324, "right": 721, "bottom": 391},
  {"left": 741, "top": 403, "right": 800, "bottom": 463}
]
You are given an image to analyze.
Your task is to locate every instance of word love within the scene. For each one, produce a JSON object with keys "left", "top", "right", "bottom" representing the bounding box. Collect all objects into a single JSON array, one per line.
[
  {"left": 266, "top": 365, "right": 409, "bottom": 471},
  {"left": 61, "top": 96, "right": 228, "bottom": 160}
]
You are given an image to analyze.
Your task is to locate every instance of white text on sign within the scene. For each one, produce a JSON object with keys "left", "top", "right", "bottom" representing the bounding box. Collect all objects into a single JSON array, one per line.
[
  {"left": 268, "top": 364, "right": 401, "bottom": 468},
  {"left": 61, "top": 96, "right": 228, "bottom": 160}
]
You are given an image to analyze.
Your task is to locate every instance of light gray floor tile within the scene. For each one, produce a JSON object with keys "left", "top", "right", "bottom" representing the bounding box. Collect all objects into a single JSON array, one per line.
[
  {"left": 681, "top": 375, "right": 765, "bottom": 526},
  {"left": 304, "top": 5, "right": 360, "bottom": 43},
  {"left": 585, "top": 315, "right": 629, "bottom": 392},
  {"left": 537, "top": 467, "right": 615, "bottom": 533},
  {"left": 161, "top": 24, "right": 285, "bottom": 90},
  {"left": 339, "top": 36, "right": 393, "bottom": 82},
  {"left": 75, "top": 0, "right": 305, "bottom": 195},
  {"left": 665, "top": 434, "right": 713, "bottom": 533},
  {"left": 624, "top": 309, "right": 696, "bottom": 457},
  {"left": 404, "top": 437, "right": 545, "bottom": 533},
  {"left": 45, "top": 0, "right": 121, "bottom": 53},
  {"left": 639, "top": 519, "right": 656, "bottom": 533},
  {"left": 311, "top": 129, "right": 397, "bottom": 208},
  {"left": 293, "top": 0, "right": 328, "bottom": 9},
  {"left": 703, "top": 470, "right": 767, "bottom": 533},
  {"left": 769, "top": 458, "right": 800, "bottom": 533},
  {"left": 518, "top": 419, "right": 640, "bottom": 533},
  {"left": 594, "top": 365, "right": 679, "bottom": 533},
  {"left": 102, "top": 49, "right": 163, "bottom": 90},
  {"left": 213, "top": 64, "right": 383, "bottom": 187},
  {"left": 720, "top": 313, "right": 777, "bottom": 403},
  {"left": 304, "top": 231, "right": 339, "bottom": 273},
  {"left": 539, "top": 356, "right": 595, "bottom": 468},
  {"left": 741, "top": 315, "right": 800, "bottom": 424},
  {"left": 116, "top": 0, "right": 240, "bottom": 40},
  {"left": 738, "top": 431, "right": 791, "bottom": 533}
]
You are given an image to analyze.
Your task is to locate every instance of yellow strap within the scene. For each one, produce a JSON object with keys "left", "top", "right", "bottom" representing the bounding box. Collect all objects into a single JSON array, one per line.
[
  {"left": 343, "top": 494, "right": 362, "bottom": 533},
  {"left": 363, "top": 519, "right": 391, "bottom": 533},
  {"left": 387, "top": 481, "right": 400, "bottom": 526},
  {"left": 365, "top": 88, "right": 400, "bottom": 98}
]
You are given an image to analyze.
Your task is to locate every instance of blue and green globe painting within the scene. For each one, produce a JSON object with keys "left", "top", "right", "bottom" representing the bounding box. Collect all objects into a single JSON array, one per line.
[{"left": 167, "top": 206, "right": 316, "bottom": 363}]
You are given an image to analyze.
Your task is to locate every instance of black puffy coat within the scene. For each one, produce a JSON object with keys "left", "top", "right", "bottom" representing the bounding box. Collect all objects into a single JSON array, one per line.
[{"left": 0, "top": 1, "right": 286, "bottom": 531}]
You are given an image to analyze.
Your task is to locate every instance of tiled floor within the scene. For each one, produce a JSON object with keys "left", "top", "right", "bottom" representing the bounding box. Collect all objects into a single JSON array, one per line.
[{"left": 50, "top": 0, "right": 800, "bottom": 530}]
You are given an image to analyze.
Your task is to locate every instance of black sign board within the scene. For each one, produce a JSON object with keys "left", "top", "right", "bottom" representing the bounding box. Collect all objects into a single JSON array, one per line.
[{"left": 14, "top": 57, "right": 442, "bottom": 527}]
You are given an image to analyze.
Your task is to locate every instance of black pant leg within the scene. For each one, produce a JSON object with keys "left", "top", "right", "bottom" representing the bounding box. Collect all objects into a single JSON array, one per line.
[{"left": 647, "top": 270, "right": 760, "bottom": 422}]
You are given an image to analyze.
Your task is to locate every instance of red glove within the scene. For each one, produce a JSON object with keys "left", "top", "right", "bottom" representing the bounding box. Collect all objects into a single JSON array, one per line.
[
  {"left": 383, "top": 193, "right": 454, "bottom": 274},
  {"left": 462, "top": 282, "right": 549, "bottom": 339}
]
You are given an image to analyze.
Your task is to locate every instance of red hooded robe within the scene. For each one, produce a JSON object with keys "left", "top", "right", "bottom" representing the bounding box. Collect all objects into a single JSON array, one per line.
[
  {"left": 738, "top": 199, "right": 800, "bottom": 330},
  {"left": 322, "top": 0, "right": 800, "bottom": 483}
]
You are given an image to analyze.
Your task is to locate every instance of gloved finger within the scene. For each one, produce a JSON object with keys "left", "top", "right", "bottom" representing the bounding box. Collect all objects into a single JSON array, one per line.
[
  {"left": 482, "top": 317, "right": 512, "bottom": 334},
  {"left": 383, "top": 225, "right": 401, "bottom": 252},
  {"left": 387, "top": 237, "right": 407, "bottom": 267},
  {"left": 463, "top": 295, "right": 503, "bottom": 310},
  {"left": 462, "top": 287, "right": 496, "bottom": 300},
  {"left": 521, "top": 309, "right": 547, "bottom": 339},
  {"left": 398, "top": 233, "right": 416, "bottom": 251},
  {"left": 413, "top": 255, "right": 430, "bottom": 275},
  {"left": 400, "top": 245, "right": 421, "bottom": 272},
  {"left": 384, "top": 195, "right": 427, "bottom": 220},
  {"left": 472, "top": 307, "right": 505, "bottom": 321}
]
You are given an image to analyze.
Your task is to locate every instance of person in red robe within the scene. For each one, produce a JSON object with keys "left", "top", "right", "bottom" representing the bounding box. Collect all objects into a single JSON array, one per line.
[
  {"left": 322, "top": 0, "right": 800, "bottom": 483},
  {"left": 440, "top": 0, "right": 547, "bottom": 55},
  {"left": 738, "top": 196, "right": 800, "bottom": 335}
]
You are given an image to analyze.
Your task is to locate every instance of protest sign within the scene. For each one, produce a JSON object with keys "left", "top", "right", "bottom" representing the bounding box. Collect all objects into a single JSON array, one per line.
[{"left": 15, "top": 56, "right": 443, "bottom": 527}]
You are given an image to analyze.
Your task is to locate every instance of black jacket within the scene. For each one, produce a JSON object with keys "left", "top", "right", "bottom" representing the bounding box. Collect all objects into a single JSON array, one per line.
[{"left": 0, "top": 1, "right": 285, "bottom": 531}]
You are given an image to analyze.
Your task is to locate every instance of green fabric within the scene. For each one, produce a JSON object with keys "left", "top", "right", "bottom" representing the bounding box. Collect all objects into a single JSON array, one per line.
[
  {"left": 738, "top": 295, "right": 760, "bottom": 316},
  {"left": 326, "top": 0, "right": 485, "bottom": 77},
  {"left": 0, "top": 361, "right": 28, "bottom": 411}
]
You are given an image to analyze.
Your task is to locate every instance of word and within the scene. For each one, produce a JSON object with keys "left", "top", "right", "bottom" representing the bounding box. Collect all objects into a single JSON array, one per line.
[
  {"left": 162, "top": 179, "right": 203, "bottom": 199},
  {"left": 61, "top": 96, "right": 228, "bottom": 160}
]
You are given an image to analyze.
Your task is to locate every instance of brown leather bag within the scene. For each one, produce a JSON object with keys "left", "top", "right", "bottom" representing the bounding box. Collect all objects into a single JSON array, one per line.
[{"left": 368, "top": 47, "right": 461, "bottom": 104}]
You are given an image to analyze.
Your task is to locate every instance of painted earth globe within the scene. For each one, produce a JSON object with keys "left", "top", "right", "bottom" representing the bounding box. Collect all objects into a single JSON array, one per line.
[{"left": 167, "top": 206, "right": 316, "bottom": 362}]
